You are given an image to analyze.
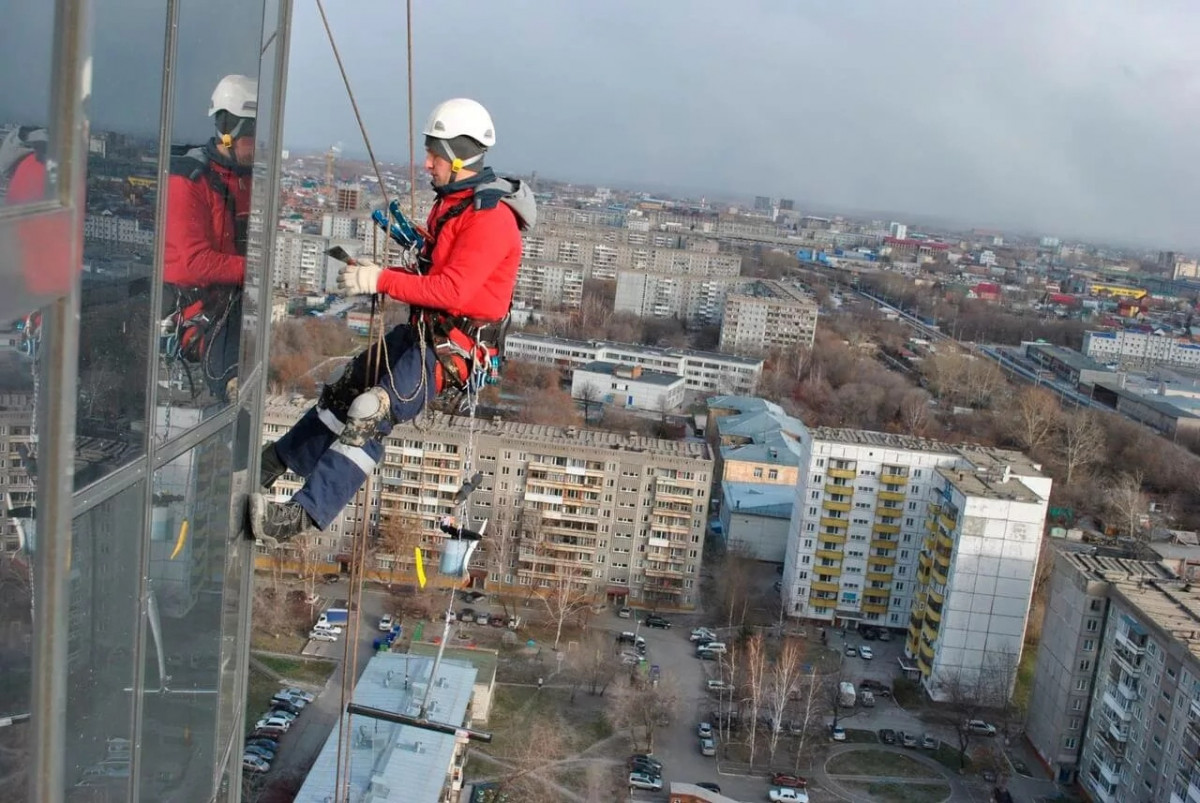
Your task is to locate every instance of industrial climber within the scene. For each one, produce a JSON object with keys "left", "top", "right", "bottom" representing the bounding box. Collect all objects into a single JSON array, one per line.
[{"left": 248, "top": 97, "right": 535, "bottom": 543}]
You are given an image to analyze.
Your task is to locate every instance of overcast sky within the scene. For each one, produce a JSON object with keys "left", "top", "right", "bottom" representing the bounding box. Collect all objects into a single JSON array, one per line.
[{"left": 283, "top": 0, "right": 1200, "bottom": 249}]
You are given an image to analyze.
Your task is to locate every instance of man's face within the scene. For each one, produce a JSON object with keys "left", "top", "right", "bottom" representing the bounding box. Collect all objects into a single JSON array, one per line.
[
  {"left": 231, "top": 135, "right": 255, "bottom": 167},
  {"left": 424, "top": 148, "right": 453, "bottom": 187}
]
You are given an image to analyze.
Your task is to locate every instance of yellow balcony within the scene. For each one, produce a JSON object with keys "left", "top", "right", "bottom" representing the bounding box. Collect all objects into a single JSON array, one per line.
[
  {"left": 916, "top": 567, "right": 929, "bottom": 586},
  {"left": 828, "top": 467, "right": 856, "bottom": 480},
  {"left": 862, "top": 601, "right": 888, "bottom": 615},
  {"left": 938, "top": 513, "right": 957, "bottom": 532},
  {"left": 818, "top": 531, "right": 847, "bottom": 545},
  {"left": 931, "top": 565, "right": 948, "bottom": 585},
  {"left": 936, "top": 531, "right": 954, "bottom": 551},
  {"left": 815, "top": 548, "right": 844, "bottom": 562},
  {"left": 819, "top": 517, "right": 848, "bottom": 531},
  {"left": 906, "top": 625, "right": 920, "bottom": 645},
  {"left": 922, "top": 620, "right": 939, "bottom": 642},
  {"left": 822, "top": 500, "right": 851, "bottom": 513},
  {"left": 918, "top": 552, "right": 932, "bottom": 570},
  {"left": 824, "top": 483, "right": 853, "bottom": 495},
  {"left": 925, "top": 605, "right": 941, "bottom": 624},
  {"left": 873, "top": 522, "right": 901, "bottom": 535},
  {"left": 867, "top": 571, "right": 893, "bottom": 584},
  {"left": 870, "top": 554, "right": 897, "bottom": 567},
  {"left": 878, "top": 490, "right": 906, "bottom": 503},
  {"left": 919, "top": 639, "right": 935, "bottom": 661},
  {"left": 881, "top": 473, "right": 910, "bottom": 485},
  {"left": 928, "top": 585, "right": 945, "bottom": 604},
  {"left": 811, "top": 581, "right": 839, "bottom": 594},
  {"left": 917, "top": 653, "right": 931, "bottom": 676},
  {"left": 925, "top": 518, "right": 939, "bottom": 534},
  {"left": 817, "top": 564, "right": 842, "bottom": 577},
  {"left": 934, "top": 551, "right": 951, "bottom": 570},
  {"left": 927, "top": 502, "right": 941, "bottom": 517},
  {"left": 871, "top": 539, "right": 897, "bottom": 552}
]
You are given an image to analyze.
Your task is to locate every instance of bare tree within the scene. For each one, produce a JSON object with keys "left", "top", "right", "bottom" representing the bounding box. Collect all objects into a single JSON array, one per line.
[
  {"left": 718, "top": 544, "right": 755, "bottom": 630},
  {"left": 743, "top": 634, "right": 768, "bottom": 769},
  {"left": 932, "top": 667, "right": 998, "bottom": 770},
  {"left": 1106, "top": 470, "right": 1148, "bottom": 540},
  {"left": 482, "top": 524, "right": 519, "bottom": 616},
  {"left": 790, "top": 667, "right": 822, "bottom": 775},
  {"left": 292, "top": 534, "right": 322, "bottom": 596},
  {"left": 1005, "top": 386, "right": 1061, "bottom": 453},
  {"left": 983, "top": 651, "right": 1021, "bottom": 740},
  {"left": 1056, "top": 410, "right": 1106, "bottom": 485},
  {"left": 764, "top": 637, "right": 808, "bottom": 764},
  {"left": 490, "top": 717, "right": 569, "bottom": 802},
  {"left": 378, "top": 513, "right": 423, "bottom": 586},
  {"left": 575, "top": 382, "right": 604, "bottom": 423},
  {"left": 533, "top": 566, "right": 593, "bottom": 651},
  {"left": 567, "top": 630, "right": 622, "bottom": 698},
  {"left": 899, "top": 388, "right": 932, "bottom": 436},
  {"left": 608, "top": 672, "right": 681, "bottom": 754}
]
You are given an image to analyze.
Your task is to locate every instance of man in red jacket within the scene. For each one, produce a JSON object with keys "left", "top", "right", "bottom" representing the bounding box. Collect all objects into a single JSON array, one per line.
[
  {"left": 249, "top": 98, "right": 535, "bottom": 543},
  {"left": 163, "top": 74, "right": 256, "bottom": 402}
]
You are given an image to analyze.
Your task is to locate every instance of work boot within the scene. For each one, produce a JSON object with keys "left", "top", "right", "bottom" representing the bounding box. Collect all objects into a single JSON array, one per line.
[
  {"left": 260, "top": 442, "right": 287, "bottom": 489},
  {"left": 248, "top": 494, "right": 314, "bottom": 544}
]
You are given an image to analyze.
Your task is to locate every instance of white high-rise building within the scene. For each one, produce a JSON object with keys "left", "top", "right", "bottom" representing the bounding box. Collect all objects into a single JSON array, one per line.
[
  {"left": 782, "top": 427, "right": 1050, "bottom": 699},
  {"left": 889, "top": 222, "right": 908, "bottom": 240},
  {"left": 719, "top": 280, "right": 819, "bottom": 353}
]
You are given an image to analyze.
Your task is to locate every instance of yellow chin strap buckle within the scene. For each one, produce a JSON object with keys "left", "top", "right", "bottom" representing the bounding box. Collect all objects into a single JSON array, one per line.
[
  {"left": 220, "top": 133, "right": 233, "bottom": 148},
  {"left": 451, "top": 157, "right": 463, "bottom": 173}
]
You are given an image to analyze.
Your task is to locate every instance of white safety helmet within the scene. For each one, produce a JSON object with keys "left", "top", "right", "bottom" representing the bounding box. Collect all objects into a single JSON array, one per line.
[
  {"left": 423, "top": 98, "right": 495, "bottom": 149},
  {"left": 209, "top": 74, "right": 258, "bottom": 119}
]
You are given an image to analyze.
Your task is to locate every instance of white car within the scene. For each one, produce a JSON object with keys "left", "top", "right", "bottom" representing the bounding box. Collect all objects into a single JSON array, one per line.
[
  {"left": 697, "top": 722, "right": 713, "bottom": 738},
  {"left": 966, "top": 719, "right": 997, "bottom": 736},
  {"left": 243, "top": 755, "right": 270, "bottom": 773},
  {"left": 690, "top": 627, "right": 716, "bottom": 642},
  {"left": 280, "top": 687, "right": 315, "bottom": 703},
  {"left": 859, "top": 645, "right": 874, "bottom": 660},
  {"left": 628, "top": 771, "right": 663, "bottom": 791},
  {"left": 707, "top": 679, "right": 733, "bottom": 693},
  {"left": 378, "top": 614, "right": 394, "bottom": 631},
  {"left": 309, "top": 629, "right": 338, "bottom": 642},
  {"left": 769, "top": 788, "right": 809, "bottom": 802},
  {"left": 313, "top": 622, "right": 343, "bottom": 634},
  {"left": 255, "top": 716, "right": 291, "bottom": 732}
]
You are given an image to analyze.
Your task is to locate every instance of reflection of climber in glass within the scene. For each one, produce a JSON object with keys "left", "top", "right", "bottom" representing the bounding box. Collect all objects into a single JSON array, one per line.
[
  {"left": 162, "top": 74, "right": 256, "bottom": 402},
  {"left": 436, "top": 514, "right": 485, "bottom": 580}
]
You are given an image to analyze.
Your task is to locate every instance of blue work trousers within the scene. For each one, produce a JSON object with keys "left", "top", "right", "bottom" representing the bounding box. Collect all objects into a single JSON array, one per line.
[{"left": 274, "top": 324, "right": 437, "bottom": 529}]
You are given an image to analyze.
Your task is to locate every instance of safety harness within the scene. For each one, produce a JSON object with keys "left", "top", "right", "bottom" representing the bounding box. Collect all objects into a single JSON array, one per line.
[{"left": 161, "top": 143, "right": 246, "bottom": 396}]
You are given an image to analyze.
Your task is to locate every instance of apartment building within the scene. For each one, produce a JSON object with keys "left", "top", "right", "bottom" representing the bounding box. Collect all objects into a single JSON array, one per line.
[
  {"left": 1076, "top": 577, "right": 1200, "bottom": 803},
  {"left": 718, "top": 280, "right": 819, "bottom": 353},
  {"left": 0, "top": 384, "right": 35, "bottom": 555},
  {"left": 1083, "top": 329, "right": 1200, "bottom": 370},
  {"left": 1026, "top": 549, "right": 1173, "bottom": 786},
  {"left": 705, "top": 396, "right": 803, "bottom": 487},
  {"left": 504, "top": 332, "right": 763, "bottom": 395},
  {"left": 273, "top": 229, "right": 361, "bottom": 294},
  {"left": 614, "top": 271, "right": 752, "bottom": 324},
  {"left": 295, "top": 653, "right": 478, "bottom": 803},
  {"left": 783, "top": 428, "right": 1050, "bottom": 699},
  {"left": 571, "top": 362, "right": 686, "bottom": 412},
  {"left": 261, "top": 398, "right": 713, "bottom": 608},
  {"left": 522, "top": 225, "right": 738, "bottom": 281},
  {"left": 513, "top": 259, "right": 585, "bottom": 310}
]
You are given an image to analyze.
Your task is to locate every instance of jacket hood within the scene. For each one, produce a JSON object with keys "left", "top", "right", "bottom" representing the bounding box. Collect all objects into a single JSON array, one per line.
[{"left": 436, "top": 167, "right": 537, "bottom": 232}]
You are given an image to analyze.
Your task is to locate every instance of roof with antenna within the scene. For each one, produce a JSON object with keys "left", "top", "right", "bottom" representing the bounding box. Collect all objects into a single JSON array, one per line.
[{"left": 294, "top": 653, "right": 477, "bottom": 803}]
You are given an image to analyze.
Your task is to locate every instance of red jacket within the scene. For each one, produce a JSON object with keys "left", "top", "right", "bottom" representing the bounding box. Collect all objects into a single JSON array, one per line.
[
  {"left": 7, "top": 153, "right": 75, "bottom": 296},
  {"left": 164, "top": 146, "right": 250, "bottom": 287},
  {"left": 376, "top": 182, "right": 522, "bottom": 322}
]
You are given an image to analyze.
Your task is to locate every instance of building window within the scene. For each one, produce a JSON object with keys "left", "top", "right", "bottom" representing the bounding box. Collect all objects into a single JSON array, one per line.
[
  {"left": 1064, "top": 737, "right": 1077, "bottom": 749},
  {"left": 1083, "top": 639, "right": 1094, "bottom": 652},
  {"left": 1072, "top": 698, "right": 1084, "bottom": 711},
  {"left": 754, "top": 467, "right": 763, "bottom": 478},
  {"left": 1075, "top": 679, "right": 1088, "bottom": 691},
  {"left": 1078, "top": 659, "right": 1091, "bottom": 672},
  {"left": 1089, "top": 599, "right": 1102, "bottom": 612},
  {"left": 1085, "top": 618, "right": 1099, "bottom": 631}
]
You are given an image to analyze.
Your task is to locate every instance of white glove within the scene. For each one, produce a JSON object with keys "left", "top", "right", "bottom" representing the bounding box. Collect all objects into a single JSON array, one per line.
[{"left": 337, "top": 259, "right": 382, "bottom": 295}]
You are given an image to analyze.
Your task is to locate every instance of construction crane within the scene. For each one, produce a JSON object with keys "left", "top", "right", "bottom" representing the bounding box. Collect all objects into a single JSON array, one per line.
[{"left": 323, "top": 141, "right": 342, "bottom": 200}]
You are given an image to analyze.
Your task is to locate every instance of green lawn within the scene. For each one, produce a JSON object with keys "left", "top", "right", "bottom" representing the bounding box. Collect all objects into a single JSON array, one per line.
[
  {"left": 827, "top": 749, "right": 939, "bottom": 778},
  {"left": 840, "top": 780, "right": 950, "bottom": 803},
  {"left": 251, "top": 631, "right": 306, "bottom": 655},
  {"left": 842, "top": 728, "right": 880, "bottom": 744},
  {"left": 245, "top": 664, "right": 281, "bottom": 734},
  {"left": 931, "top": 742, "right": 972, "bottom": 772},
  {"left": 255, "top": 654, "right": 337, "bottom": 685},
  {"left": 1014, "top": 643, "right": 1038, "bottom": 715}
]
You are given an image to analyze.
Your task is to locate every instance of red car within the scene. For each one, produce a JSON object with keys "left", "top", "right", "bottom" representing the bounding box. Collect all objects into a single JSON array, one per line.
[{"left": 770, "top": 773, "right": 807, "bottom": 788}]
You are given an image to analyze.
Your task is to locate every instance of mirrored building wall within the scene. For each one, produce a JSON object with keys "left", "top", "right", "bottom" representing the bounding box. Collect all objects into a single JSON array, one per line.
[{"left": 0, "top": 0, "right": 292, "bottom": 800}]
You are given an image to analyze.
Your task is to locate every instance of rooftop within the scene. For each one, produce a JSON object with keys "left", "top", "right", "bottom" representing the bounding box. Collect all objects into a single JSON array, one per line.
[
  {"left": 1060, "top": 551, "right": 1174, "bottom": 582},
  {"left": 407, "top": 642, "right": 498, "bottom": 685},
  {"left": 722, "top": 481, "right": 794, "bottom": 519},
  {"left": 726, "top": 279, "right": 817, "bottom": 307},
  {"left": 1109, "top": 577, "right": 1200, "bottom": 664},
  {"left": 709, "top": 396, "right": 806, "bottom": 466},
  {"left": 810, "top": 427, "right": 955, "bottom": 453},
  {"left": 936, "top": 465, "right": 1043, "bottom": 503},
  {"left": 577, "top": 360, "right": 686, "bottom": 387},
  {"left": 294, "top": 653, "right": 477, "bottom": 803},
  {"left": 506, "top": 331, "right": 764, "bottom": 367},
  {"left": 1026, "top": 342, "right": 1113, "bottom": 374}
]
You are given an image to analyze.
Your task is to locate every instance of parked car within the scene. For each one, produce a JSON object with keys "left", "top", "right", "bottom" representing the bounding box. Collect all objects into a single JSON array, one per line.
[
  {"left": 860, "top": 690, "right": 875, "bottom": 707},
  {"left": 475, "top": 612, "right": 490, "bottom": 625},
  {"left": 243, "top": 744, "right": 275, "bottom": 761},
  {"left": 861, "top": 627, "right": 878, "bottom": 641},
  {"left": 617, "top": 606, "right": 632, "bottom": 619},
  {"left": 699, "top": 736, "right": 716, "bottom": 756},
  {"left": 706, "top": 679, "right": 733, "bottom": 693},
  {"left": 921, "top": 733, "right": 939, "bottom": 750},
  {"left": 280, "top": 687, "right": 315, "bottom": 703},
  {"left": 628, "top": 754, "right": 662, "bottom": 773},
  {"left": 242, "top": 755, "right": 270, "bottom": 773},
  {"left": 696, "top": 648, "right": 718, "bottom": 661},
  {"left": 269, "top": 701, "right": 302, "bottom": 717},
  {"left": 859, "top": 645, "right": 874, "bottom": 660},
  {"left": 877, "top": 629, "right": 894, "bottom": 641},
  {"left": 616, "top": 631, "right": 645, "bottom": 646},
  {"left": 697, "top": 722, "right": 713, "bottom": 739},
  {"left": 690, "top": 627, "right": 716, "bottom": 642},
  {"left": 246, "top": 737, "right": 279, "bottom": 751},
  {"left": 697, "top": 782, "right": 721, "bottom": 794},
  {"left": 644, "top": 614, "right": 671, "bottom": 629},
  {"left": 768, "top": 788, "right": 809, "bottom": 802},
  {"left": 308, "top": 629, "right": 337, "bottom": 642},
  {"left": 769, "top": 772, "right": 807, "bottom": 788},
  {"left": 830, "top": 725, "right": 846, "bottom": 741},
  {"left": 272, "top": 692, "right": 306, "bottom": 710},
  {"left": 628, "top": 771, "right": 663, "bottom": 791},
  {"left": 899, "top": 730, "right": 918, "bottom": 748},
  {"left": 378, "top": 614, "right": 394, "bottom": 631},
  {"left": 255, "top": 716, "right": 291, "bottom": 732},
  {"left": 458, "top": 607, "right": 475, "bottom": 622},
  {"left": 879, "top": 728, "right": 896, "bottom": 744},
  {"left": 461, "top": 590, "right": 487, "bottom": 603},
  {"left": 967, "top": 719, "right": 998, "bottom": 736},
  {"left": 844, "top": 645, "right": 858, "bottom": 657}
]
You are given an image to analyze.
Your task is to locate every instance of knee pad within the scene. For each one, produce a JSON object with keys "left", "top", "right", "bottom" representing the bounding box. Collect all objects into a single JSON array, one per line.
[
  {"left": 319, "top": 363, "right": 360, "bottom": 415},
  {"left": 339, "top": 386, "right": 393, "bottom": 447}
]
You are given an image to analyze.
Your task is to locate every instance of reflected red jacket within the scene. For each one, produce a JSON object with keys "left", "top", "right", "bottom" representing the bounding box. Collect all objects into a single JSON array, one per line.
[
  {"left": 8, "top": 153, "right": 76, "bottom": 296},
  {"left": 163, "top": 142, "right": 250, "bottom": 287},
  {"left": 376, "top": 173, "right": 522, "bottom": 322}
]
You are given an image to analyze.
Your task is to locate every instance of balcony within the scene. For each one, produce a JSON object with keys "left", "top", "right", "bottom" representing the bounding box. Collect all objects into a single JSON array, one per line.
[
  {"left": 922, "top": 620, "right": 939, "bottom": 642},
  {"left": 925, "top": 605, "right": 941, "bottom": 624},
  {"left": 870, "top": 554, "right": 897, "bottom": 567},
  {"left": 872, "top": 522, "right": 901, "bottom": 535},
  {"left": 1112, "top": 642, "right": 1145, "bottom": 676},
  {"left": 1108, "top": 719, "right": 1129, "bottom": 744},
  {"left": 919, "top": 639, "right": 935, "bottom": 661},
  {"left": 1117, "top": 680, "right": 1139, "bottom": 702},
  {"left": 934, "top": 550, "right": 951, "bottom": 569},
  {"left": 936, "top": 531, "right": 954, "bottom": 551},
  {"left": 1102, "top": 689, "right": 1133, "bottom": 722},
  {"left": 866, "top": 571, "right": 893, "bottom": 584},
  {"left": 828, "top": 467, "right": 856, "bottom": 480},
  {"left": 822, "top": 499, "right": 852, "bottom": 513},
  {"left": 862, "top": 601, "right": 888, "bottom": 615},
  {"left": 918, "top": 552, "right": 932, "bottom": 570},
  {"left": 938, "top": 513, "right": 957, "bottom": 532},
  {"left": 926, "top": 502, "right": 942, "bottom": 517},
  {"left": 871, "top": 538, "right": 897, "bottom": 552},
  {"left": 815, "top": 548, "right": 844, "bottom": 562},
  {"left": 825, "top": 482, "right": 853, "bottom": 495},
  {"left": 881, "top": 472, "right": 909, "bottom": 485},
  {"left": 811, "top": 581, "right": 839, "bottom": 594},
  {"left": 878, "top": 490, "right": 906, "bottom": 503},
  {"left": 927, "top": 584, "right": 945, "bottom": 604},
  {"left": 931, "top": 565, "right": 948, "bottom": 585},
  {"left": 917, "top": 653, "right": 931, "bottom": 676},
  {"left": 644, "top": 564, "right": 684, "bottom": 579},
  {"left": 819, "top": 517, "right": 848, "bottom": 531},
  {"left": 1095, "top": 756, "right": 1123, "bottom": 788},
  {"left": 925, "top": 518, "right": 940, "bottom": 534}
]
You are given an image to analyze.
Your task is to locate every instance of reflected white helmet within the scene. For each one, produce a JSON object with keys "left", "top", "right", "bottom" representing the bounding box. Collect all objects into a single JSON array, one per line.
[
  {"left": 423, "top": 98, "right": 495, "bottom": 148},
  {"left": 209, "top": 74, "right": 258, "bottom": 119}
]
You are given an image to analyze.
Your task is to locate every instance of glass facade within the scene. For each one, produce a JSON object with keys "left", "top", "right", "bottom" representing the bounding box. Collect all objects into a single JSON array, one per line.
[{"left": 0, "top": 0, "right": 292, "bottom": 800}]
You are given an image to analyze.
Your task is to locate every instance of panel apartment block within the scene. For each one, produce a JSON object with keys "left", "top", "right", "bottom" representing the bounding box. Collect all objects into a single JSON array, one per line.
[
  {"left": 783, "top": 427, "right": 1050, "bottom": 697},
  {"left": 1026, "top": 550, "right": 1172, "bottom": 786},
  {"left": 522, "top": 226, "right": 740, "bottom": 282},
  {"left": 504, "top": 332, "right": 763, "bottom": 395},
  {"left": 614, "top": 271, "right": 752, "bottom": 324},
  {"left": 719, "top": 280, "right": 819, "bottom": 353},
  {"left": 261, "top": 398, "right": 713, "bottom": 608},
  {"left": 513, "top": 259, "right": 585, "bottom": 311}
]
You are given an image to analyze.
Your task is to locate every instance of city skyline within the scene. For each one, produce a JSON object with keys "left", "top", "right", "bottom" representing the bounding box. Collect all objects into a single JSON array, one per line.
[{"left": 280, "top": 0, "right": 1200, "bottom": 250}]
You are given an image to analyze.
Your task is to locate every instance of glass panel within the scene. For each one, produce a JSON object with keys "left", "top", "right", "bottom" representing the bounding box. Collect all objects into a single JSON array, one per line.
[
  {"left": 75, "top": 0, "right": 173, "bottom": 487},
  {"left": 238, "top": 32, "right": 280, "bottom": 381},
  {"left": 158, "top": 0, "right": 267, "bottom": 428},
  {"left": 137, "top": 423, "right": 236, "bottom": 801},
  {"left": 63, "top": 481, "right": 146, "bottom": 797},
  {"left": 0, "top": 1, "right": 56, "bottom": 207}
]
